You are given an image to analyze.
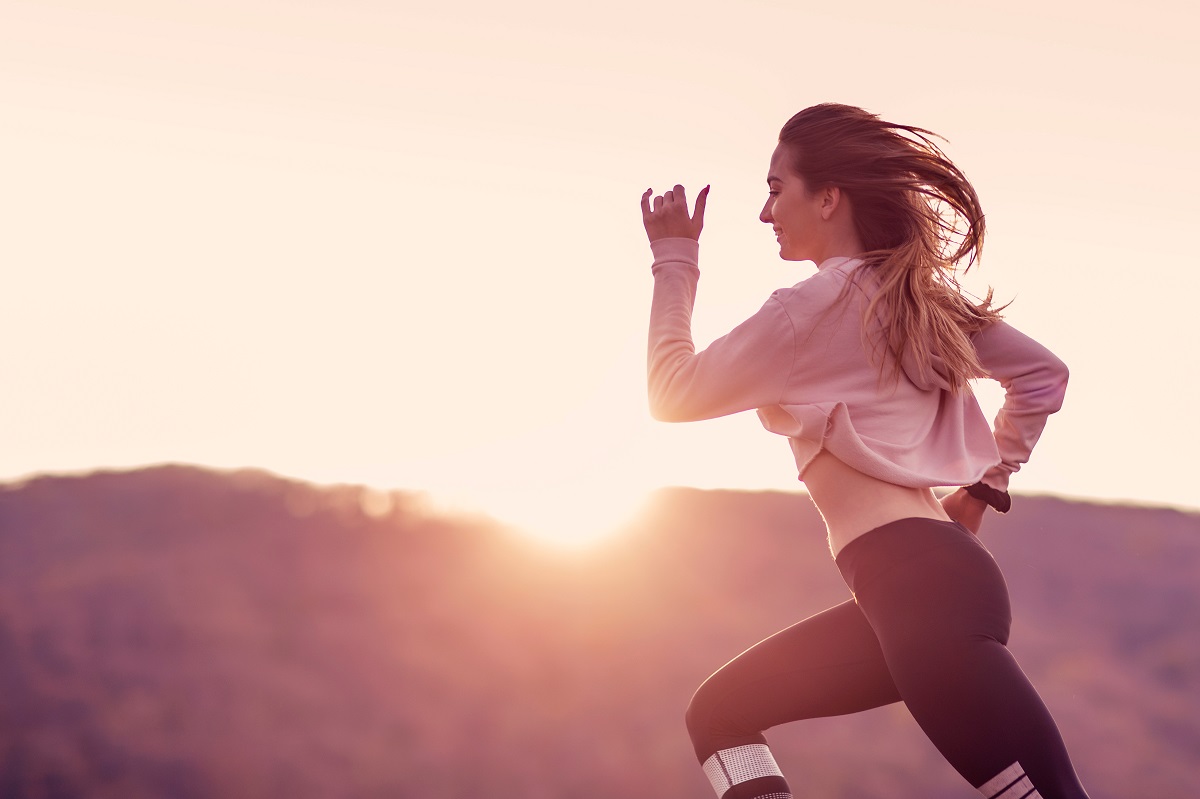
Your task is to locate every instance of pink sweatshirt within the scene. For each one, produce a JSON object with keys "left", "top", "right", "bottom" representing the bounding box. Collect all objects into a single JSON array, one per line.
[{"left": 647, "top": 238, "right": 1068, "bottom": 493}]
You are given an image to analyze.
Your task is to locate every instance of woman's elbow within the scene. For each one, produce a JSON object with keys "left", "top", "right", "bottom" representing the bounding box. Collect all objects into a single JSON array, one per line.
[
  {"left": 647, "top": 383, "right": 701, "bottom": 422},
  {"left": 1046, "top": 356, "right": 1070, "bottom": 412},
  {"left": 648, "top": 395, "right": 688, "bottom": 423}
]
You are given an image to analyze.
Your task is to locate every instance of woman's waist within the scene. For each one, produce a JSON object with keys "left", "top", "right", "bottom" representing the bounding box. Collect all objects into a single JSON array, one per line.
[{"left": 803, "top": 450, "right": 951, "bottom": 556}]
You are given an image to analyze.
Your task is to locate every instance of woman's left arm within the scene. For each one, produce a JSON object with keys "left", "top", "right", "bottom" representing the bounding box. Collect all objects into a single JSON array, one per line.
[
  {"left": 646, "top": 244, "right": 796, "bottom": 422},
  {"left": 641, "top": 184, "right": 709, "bottom": 242},
  {"left": 640, "top": 185, "right": 796, "bottom": 422}
]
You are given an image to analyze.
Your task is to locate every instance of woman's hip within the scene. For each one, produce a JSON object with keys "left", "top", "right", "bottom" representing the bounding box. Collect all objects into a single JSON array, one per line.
[{"left": 834, "top": 517, "right": 1012, "bottom": 645}]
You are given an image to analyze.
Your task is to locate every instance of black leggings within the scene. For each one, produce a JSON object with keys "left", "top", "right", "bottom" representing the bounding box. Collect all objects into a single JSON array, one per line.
[{"left": 685, "top": 518, "right": 1089, "bottom": 799}]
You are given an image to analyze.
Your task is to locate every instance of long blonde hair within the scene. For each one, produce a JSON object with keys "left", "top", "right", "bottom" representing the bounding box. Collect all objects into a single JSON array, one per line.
[{"left": 779, "top": 104, "right": 1003, "bottom": 392}]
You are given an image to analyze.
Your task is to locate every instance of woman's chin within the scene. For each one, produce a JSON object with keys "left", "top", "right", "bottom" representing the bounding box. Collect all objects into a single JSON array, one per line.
[{"left": 776, "top": 241, "right": 804, "bottom": 262}]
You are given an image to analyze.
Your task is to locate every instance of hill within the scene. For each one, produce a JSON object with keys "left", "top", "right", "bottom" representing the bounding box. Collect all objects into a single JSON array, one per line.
[{"left": 0, "top": 465, "right": 1196, "bottom": 798}]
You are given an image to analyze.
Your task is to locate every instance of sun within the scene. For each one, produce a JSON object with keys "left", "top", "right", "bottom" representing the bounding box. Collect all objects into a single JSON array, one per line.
[
  {"left": 347, "top": 374, "right": 664, "bottom": 549},
  {"left": 427, "top": 473, "right": 654, "bottom": 550}
]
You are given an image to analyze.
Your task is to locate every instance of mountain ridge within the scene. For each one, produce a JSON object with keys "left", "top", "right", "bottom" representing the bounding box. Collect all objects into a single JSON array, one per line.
[{"left": 0, "top": 464, "right": 1195, "bottom": 798}]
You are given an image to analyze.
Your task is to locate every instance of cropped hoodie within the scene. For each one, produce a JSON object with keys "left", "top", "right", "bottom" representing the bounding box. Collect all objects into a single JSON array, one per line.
[{"left": 647, "top": 238, "right": 1068, "bottom": 494}]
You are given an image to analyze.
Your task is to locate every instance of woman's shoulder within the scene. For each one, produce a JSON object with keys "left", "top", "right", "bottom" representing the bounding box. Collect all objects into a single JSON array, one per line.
[{"left": 770, "top": 259, "right": 870, "bottom": 313}]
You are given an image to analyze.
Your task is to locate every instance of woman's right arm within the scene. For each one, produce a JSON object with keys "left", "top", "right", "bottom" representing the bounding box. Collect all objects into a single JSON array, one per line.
[
  {"left": 970, "top": 320, "right": 1070, "bottom": 495},
  {"left": 942, "top": 321, "right": 1066, "bottom": 532}
]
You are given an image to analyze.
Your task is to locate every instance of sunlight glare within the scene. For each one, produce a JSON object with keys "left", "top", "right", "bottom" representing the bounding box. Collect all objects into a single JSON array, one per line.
[{"left": 427, "top": 476, "right": 652, "bottom": 550}]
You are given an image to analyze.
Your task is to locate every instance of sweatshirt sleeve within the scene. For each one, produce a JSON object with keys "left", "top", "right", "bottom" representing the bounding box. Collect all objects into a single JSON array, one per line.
[
  {"left": 647, "top": 238, "right": 795, "bottom": 423},
  {"left": 971, "top": 319, "right": 1069, "bottom": 492}
]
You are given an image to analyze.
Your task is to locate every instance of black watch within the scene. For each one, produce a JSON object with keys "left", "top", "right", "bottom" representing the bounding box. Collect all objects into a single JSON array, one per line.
[{"left": 964, "top": 482, "right": 1011, "bottom": 513}]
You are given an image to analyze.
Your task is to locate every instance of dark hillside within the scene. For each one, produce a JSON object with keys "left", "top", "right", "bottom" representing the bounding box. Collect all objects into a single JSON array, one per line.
[{"left": 0, "top": 466, "right": 1195, "bottom": 798}]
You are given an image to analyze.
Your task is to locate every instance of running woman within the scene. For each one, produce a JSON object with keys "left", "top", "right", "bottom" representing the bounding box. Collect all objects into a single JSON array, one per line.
[{"left": 640, "top": 103, "right": 1088, "bottom": 799}]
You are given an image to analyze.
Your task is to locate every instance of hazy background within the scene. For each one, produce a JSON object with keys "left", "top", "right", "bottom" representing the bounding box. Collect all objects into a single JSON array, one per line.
[
  {"left": 2, "top": 5, "right": 1198, "bottom": 794},
  {"left": 3, "top": 0, "right": 1198, "bottom": 544},
  {"left": 1, "top": 466, "right": 1196, "bottom": 797}
]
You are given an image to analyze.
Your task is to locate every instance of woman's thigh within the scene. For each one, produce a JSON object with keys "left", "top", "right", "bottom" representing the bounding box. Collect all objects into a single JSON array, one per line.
[{"left": 686, "top": 598, "right": 901, "bottom": 762}]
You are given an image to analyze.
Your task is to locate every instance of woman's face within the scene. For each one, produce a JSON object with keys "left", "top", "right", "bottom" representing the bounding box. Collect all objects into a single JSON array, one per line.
[{"left": 760, "top": 144, "right": 825, "bottom": 262}]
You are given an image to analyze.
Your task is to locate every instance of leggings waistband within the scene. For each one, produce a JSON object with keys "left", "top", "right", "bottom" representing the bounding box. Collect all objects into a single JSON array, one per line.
[{"left": 835, "top": 517, "right": 990, "bottom": 594}]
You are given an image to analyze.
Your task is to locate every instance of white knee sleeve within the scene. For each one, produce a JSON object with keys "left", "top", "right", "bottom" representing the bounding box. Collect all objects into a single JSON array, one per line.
[{"left": 701, "top": 744, "right": 785, "bottom": 798}]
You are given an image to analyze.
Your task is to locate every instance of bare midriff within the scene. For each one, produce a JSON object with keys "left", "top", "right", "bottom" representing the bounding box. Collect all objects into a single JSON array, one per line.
[{"left": 802, "top": 449, "right": 951, "bottom": 557}]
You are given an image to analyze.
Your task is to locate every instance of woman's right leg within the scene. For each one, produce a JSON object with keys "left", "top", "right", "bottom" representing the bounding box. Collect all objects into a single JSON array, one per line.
[
  {"left": 837, "top": 520, "right": 1090, "bottom": 799},
  {"left": 685, "top": 598, "right": 902, "bottom": 799}
]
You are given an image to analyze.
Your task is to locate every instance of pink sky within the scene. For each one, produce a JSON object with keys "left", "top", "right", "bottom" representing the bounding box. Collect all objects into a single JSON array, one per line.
[{"left": 3, "top": 1, "right": 1196, "bottom": 541}]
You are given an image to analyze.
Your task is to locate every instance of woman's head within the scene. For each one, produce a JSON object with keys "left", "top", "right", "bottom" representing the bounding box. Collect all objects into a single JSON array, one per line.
[
  {"left": 760, "top": 142, "right": 863, "bottom": 264},
  {"left": 771, "top": 103, "right": 1000, "bottom": 391},
  {"left": 774, "top": 103, "right": 984, "bottom": 267}
]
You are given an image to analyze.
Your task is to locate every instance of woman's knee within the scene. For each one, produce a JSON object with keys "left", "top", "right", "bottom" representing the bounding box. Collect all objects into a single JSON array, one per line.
[
  {"left": 685, "top": 671, "right": 762, "bottom": 762},
  {"left": 684, "top": 677, "right": 717, "bottom": 752}
]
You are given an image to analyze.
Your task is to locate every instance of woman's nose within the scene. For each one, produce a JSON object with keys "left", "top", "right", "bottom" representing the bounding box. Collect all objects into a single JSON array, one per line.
[{"left": 759, "top": 201, "right": 773, "bottom": 224}]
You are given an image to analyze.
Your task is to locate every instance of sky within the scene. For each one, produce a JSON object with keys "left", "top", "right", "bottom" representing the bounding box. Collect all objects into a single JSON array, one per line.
[{"left": 2, "top": 0, "right": 1197, "bottom": 543}]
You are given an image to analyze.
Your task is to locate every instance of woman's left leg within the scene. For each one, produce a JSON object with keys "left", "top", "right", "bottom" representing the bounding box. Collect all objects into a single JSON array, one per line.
[{"left": 685, "top": 597, "right": 902, "bottom": 799}]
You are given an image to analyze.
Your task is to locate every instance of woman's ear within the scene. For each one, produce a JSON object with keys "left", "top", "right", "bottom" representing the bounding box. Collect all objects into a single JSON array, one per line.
[{"left": 818, "top": 186, "right": 843, "bottom": 221}]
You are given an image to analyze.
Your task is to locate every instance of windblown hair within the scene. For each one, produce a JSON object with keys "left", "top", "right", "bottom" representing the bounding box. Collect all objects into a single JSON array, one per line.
[{"left": 779, "top": 103, "right": 1003, "bottom": 392}]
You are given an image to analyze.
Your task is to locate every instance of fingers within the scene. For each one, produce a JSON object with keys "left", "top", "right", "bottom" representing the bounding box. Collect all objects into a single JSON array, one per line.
[
  {"left": 640, "top": 183, "right": 711, "bottom": 242},
  {"left": 640, "top": 184, "right": 708, "bottom": 215},
  {"left": 693, "top": 184, "right": 710, "bottom": 224}
]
